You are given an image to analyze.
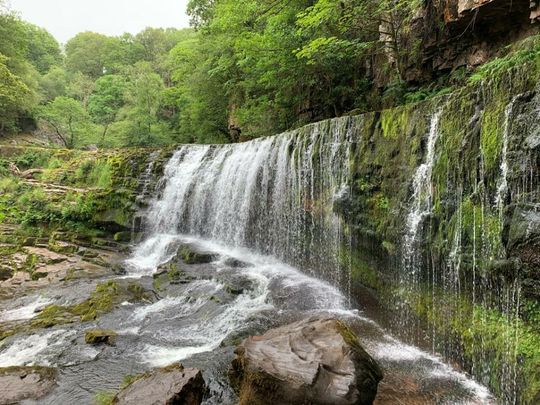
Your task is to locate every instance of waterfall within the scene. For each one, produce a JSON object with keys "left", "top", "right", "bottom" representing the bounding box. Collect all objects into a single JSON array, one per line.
[
  {"left": 403, "top": 111, "right": 442, "bottom": 277},
  {"left": 495, "top": 95, "right": 520, "bottom": 217},
  {"left": 129, "top": 117, "right": 356, "bottom": 290}
]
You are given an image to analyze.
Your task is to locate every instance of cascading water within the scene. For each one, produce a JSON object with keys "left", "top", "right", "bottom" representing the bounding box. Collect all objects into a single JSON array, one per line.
[
  {"left": 123, "top": 111, "right": 497, "bottom": 404},
  {"left": 495, "top": 96, "right": 520, "bottom": 217},
  {"left": 129, "top": 117, "right": 355, "bottom": 290},
  {"left": 403, "top": 111, "right": 442, "bottom": 277}
]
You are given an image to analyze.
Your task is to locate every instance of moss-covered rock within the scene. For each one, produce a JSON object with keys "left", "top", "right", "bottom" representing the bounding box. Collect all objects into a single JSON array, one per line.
[
  {"left": 30, "top": 280, "right": 155, "bottom": 329},
  {"left": 178, "top": 244, "right": 218, "bottom": 265},
  {"left": 85, "top": 329, "right": 118, "bottom": 346}
]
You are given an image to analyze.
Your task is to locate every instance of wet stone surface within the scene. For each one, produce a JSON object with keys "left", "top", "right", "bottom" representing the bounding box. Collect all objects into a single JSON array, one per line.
[{"left": 0, "top": 236, "right": 495, "bottom": 404}]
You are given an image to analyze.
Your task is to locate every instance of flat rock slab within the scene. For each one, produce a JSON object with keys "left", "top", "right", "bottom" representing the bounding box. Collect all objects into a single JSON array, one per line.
[
  {"left": 113, "top": 364, "right": 206, "bottom": 405},
  {"left": 230, "top": 317, "right": 383, "bottom": 405},
  {"left": 0, "top": 366, "right": 57, "bottom": 404}
]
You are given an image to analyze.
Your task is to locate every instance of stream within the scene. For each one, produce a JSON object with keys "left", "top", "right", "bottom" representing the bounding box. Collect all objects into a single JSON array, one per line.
[{"left": 0, "top": 235, "right": 494, "bottom": 404}]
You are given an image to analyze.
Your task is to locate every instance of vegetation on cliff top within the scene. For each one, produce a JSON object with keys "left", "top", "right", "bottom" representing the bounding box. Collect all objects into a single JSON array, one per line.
[{"left": 0, "top": 0, "right": 456, "bottom": 146}]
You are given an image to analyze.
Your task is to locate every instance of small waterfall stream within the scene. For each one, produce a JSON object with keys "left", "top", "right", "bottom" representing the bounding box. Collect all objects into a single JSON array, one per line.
[
  {"left": 495, "top": 96, "right": 520, "bottom": 217},
  {"left": 403, "top": 111, "right": 442, "bottom": 279}
]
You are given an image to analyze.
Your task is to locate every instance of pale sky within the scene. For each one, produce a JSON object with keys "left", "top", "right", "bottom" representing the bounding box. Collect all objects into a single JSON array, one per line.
[{"left": 8, "top": 0, "right": 191, "bottom": 43}]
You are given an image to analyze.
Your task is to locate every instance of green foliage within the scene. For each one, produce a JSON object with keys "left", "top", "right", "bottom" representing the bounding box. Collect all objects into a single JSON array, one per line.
[
  {"left": 14, "top": 148, "right": 52, "bottom": 169},
  {"left": 469, "top": 36, "right": 540, "bottom": 84},
  {"left": 39, "top": 66, "right": 68, "bottom": 102},
  {"left": 37, "top": 96, "right": 96, "bottom": 148},
  {"left": 0, "top": 54, "right": 32, "bottom": 131},
  {"left": 23, "top": 23, "right": 63, "bottom": 74}
]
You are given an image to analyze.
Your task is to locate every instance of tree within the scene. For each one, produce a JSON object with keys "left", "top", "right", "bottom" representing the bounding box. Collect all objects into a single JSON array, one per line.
[
  {"left": 0, "top": 8, "right": 39, "bottom": 132},
  {"left": 0, "top": 54, "right": 31, "bottom": 131},
  {"left": 88, "top": 75, "right": 126, "bottom": 144},
  {"left": 65, "top": 32, "right": 116, "bottom": 78},
  {"left": 39, "top": 66, "right": 68, "bottom": 102},
  {"left": 37, "top": 97, "right": 93, "bottom": 148},
  {"left": 118, "top": 62, "right": 165, "bottom": 146},
  {"left": 23, "top": 23, "right": 63, "bottom": 74},
  {"left": 67, "top": 72, "right": 95, "bottom": 108}
]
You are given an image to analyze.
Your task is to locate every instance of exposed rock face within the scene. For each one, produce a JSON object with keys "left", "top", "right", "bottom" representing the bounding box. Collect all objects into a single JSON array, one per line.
[
  {"left": 113, "top": 364, "right": 206, "bottom": 405},
  {"left": 505, "top": 203, "right": 540, "bottom": 298},
  {"left": 0, "top": 366, "right": 57, "bottom": 404},
  {"left": 229, "top": 317, "right": 383, "bottom": 405},
  {"left": 397, "top": 0, "right": 537, "bottom": 82}
]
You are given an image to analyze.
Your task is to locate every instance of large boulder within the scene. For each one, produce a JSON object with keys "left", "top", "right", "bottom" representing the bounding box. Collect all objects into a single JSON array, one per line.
[
  {"left": 0, "top": 366, "right": 57, "bottom": 404},
  {"left": 229, "top": 317, "right": 383, "bottom": 405},
  {"left": 113, "top": 364, "right": 206, "bottom": 405}
]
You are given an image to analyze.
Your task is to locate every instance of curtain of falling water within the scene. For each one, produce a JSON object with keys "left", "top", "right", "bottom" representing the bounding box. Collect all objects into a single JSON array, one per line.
[{"left": 142, "top": 117, "right": 358, "bottom": 292}]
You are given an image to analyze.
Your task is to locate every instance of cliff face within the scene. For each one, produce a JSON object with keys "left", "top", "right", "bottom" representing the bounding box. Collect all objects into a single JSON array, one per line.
[
  {"left": 337, "top": 44, "right": 540, "bottom": 403},
  {"left": 395, "top": 0, "right": 538, "bottom": 83}
]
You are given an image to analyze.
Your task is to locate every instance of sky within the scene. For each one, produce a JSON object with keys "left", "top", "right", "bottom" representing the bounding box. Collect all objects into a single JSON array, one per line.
[{"left": 8, "top": 0, "right": 191, "bottom": 43}]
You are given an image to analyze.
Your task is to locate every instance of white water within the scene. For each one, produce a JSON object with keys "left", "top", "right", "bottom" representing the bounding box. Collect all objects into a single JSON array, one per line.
[
  {"left": 0, "top": 329, "right": 76, "bottom": 367},
  {"left": 130, "top": 118, "right": 355, "bottom": 285},
  {"left": 126, "top": 235, "right": 495, "bottom": 402},
  {"left": 403, "top": 111, "right": 442, "bottom": 271},
  {"left": 0, "top": 296, "right": 53, "bottom": 322},
  {"left": 128, "top": 235, "right": 352, "bottom": 366},
  {"left": 495, "top": 95, "right": 520, "bottom": 217}
]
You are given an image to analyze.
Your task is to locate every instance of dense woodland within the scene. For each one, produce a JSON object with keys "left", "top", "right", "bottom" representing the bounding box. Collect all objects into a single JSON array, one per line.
[{"left": 0, "top": 0, "right": 428, "bottom": 147}]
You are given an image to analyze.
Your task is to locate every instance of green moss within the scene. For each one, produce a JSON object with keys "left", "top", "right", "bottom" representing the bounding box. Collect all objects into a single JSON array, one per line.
[
  {"left": 167, "top": 264, "right": 184, "bottom": 282},
  {"left": 403, "top": 286, "right": 540, "bottom": 404},
  {"left": 94, "top": 391, "right": 116, "bottom": 405},
  {"left": 480, "top": 102, "right": 505, "bottom": 172},
  {"left": 340, "top": 246, "right": 380, "bottom": 291},
  {"left": 380, "top": 106, "right": 410, "bottom": 139},
  {"left": 179, "top": 245, "right": 215, "bottom": 264},
  {"left": 29, "top": 281, "right": 150, "bottom": 330}
]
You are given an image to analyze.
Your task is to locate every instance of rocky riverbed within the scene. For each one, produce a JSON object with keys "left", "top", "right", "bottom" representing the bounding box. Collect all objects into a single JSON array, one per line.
[{"left": 0, "top": 234, "right": 495, "bottom": 404}]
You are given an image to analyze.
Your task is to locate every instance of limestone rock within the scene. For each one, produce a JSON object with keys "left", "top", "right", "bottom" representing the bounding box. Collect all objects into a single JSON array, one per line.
[
  {"left": 113, "top": 364, "right": 206, "bottom": 405},
  {"left": 229, "top": 317, "right": 383, "bottom": 405},
  {"left": 0, "top": 366, "right": 57, "bottom": 404}
]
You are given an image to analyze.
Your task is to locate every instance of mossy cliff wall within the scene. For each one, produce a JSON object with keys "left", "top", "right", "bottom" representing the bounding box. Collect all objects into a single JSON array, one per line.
[{"left": 337, "top": 52, "right": 540, "bottom": 403}]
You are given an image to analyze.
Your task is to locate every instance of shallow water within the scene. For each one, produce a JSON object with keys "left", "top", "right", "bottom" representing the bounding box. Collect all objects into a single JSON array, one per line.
[{"left": 0, "top": 235, "right": 496, "bottom": 404}]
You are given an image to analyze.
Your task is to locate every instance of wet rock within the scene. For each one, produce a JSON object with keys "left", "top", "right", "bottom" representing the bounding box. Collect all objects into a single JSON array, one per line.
[
  {"left": 229, "top": 317, "right": 383, "bottom": 405},
  {"left": 113, "top": 364, "right": 206, "bottom": 405},
  {"left": 48, "top": 240, "right": 78, "bottom": 255},
  {"left": 178, "top": 244, "right": 218, "bottom": 265},
  {"left": 114, "top": 231, "right": 132, "bottom": 243},
  {"left": 0, "top": 266, "right": 13, "bottom": 281},
  {"left": 224, "top": 257, "right": 251, "bottom": 268},
  {"left": 505, "top": 204, "right": 540, "bottom": 290},
  {"left": 223, "top": 276, "right": 254, "bottom": 296},
  {"left": 85, "top": 329, "right": 118, "bottom": 346},
  {"left": 0, "top": 366, "right": 57, "bottom": 404}
]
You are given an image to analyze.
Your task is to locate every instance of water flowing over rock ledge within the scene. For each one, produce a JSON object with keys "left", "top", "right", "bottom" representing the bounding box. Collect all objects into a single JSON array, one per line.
[
  {"left": 0, "top": 63, "right": 539, "bottom": 404},
  {"left": 129, "top": 69, "right": 539, "bottom": 403}
]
